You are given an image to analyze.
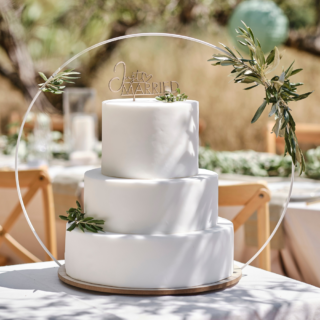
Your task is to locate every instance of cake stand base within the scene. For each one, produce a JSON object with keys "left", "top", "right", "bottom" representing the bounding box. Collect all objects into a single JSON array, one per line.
[{"left": 58, "top": 263, "right": 242, "bottom": 295}]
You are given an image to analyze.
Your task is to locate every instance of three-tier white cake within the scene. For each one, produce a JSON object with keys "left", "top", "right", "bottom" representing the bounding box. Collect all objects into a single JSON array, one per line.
[{"left": 65, "top": 98, "right": 234, "bottom": 289}]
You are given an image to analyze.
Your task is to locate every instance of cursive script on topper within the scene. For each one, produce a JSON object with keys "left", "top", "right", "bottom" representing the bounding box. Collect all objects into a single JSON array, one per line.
[{"left": 108, "top": 61, "right": 179, "bottom": 101}]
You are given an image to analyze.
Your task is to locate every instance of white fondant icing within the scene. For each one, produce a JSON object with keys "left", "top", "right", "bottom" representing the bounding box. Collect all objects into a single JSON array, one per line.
[
  {"left": 65, "top": 217, "right": 234, "bottom": 289},
  {"left": 84, "top": 168, "right": 218, "bottom": 234},
  {"left": 101, "top": 98, "right": 199, "bottom": 179}
]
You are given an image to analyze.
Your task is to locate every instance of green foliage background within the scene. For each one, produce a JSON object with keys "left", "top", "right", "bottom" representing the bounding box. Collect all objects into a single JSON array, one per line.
[{"left": 12, "top": 0, "right": 319, "bottom": 69}]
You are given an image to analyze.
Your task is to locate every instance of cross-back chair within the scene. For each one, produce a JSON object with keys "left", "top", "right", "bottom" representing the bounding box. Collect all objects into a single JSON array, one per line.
[
  {"left": 0, "top": 169, "right": 57, "bottom": 265},
  {"left": 219, "top": 182, "right": 271, "bottom": 271}
]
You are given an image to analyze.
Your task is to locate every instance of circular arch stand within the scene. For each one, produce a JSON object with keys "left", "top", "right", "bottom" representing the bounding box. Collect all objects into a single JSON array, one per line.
[{"left": 15, "top": 32, "right": 295, "bottom": 294}]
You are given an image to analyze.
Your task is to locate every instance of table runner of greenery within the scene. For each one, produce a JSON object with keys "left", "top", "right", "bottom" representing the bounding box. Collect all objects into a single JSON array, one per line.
[
  {"left": 199, "top": 146, "right": 320, "bottom": 179},
  {"left": 2, "top": 130, "right": 320, "bottom": 179}
]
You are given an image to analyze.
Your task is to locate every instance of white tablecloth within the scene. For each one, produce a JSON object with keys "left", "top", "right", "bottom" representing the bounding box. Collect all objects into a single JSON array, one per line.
[
  {"left": 0, "top": 261, "right": 319, "bottom": 320},
  {"left": 218, "top": 176, "right": 320, "bottom": 287},
  {"left": 282, "top": 202, "right": 320, "bottom": 286}
]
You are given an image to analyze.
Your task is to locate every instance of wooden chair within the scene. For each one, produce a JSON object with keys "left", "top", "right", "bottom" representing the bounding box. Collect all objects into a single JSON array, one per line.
[
  {"left": 266, "top": 121, "right": 320, "bottom": 154},
  {"left": 0, "top": 169, "right": 57, "bottom": 265},
  {"left": 219, "top": 182, "right": 271, "bottom": 271}
]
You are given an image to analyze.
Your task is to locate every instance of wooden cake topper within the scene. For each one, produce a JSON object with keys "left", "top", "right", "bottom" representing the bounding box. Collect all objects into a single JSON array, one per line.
[{"left": 108, "top": 61, "right": 179, "bottom": 101}]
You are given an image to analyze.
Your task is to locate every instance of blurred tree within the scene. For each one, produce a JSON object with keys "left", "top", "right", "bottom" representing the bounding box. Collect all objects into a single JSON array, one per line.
[
  {"left": 284, "top": 0, "right": 320, "bottom": 56},
  {"left": 178, "top": 0, "right": 197, "bottom": 24},
  {"left": 274, "top": 0, "right": 317, "bottom": 30},
  {"left": 0, "top": 0, "right": 52, "bottom": 110},
  {"left": 0, "top": 0, "right": 170, "bottom": 111},
  {"left": 228, "top": 0, "right": 289, "bottom": 53}
]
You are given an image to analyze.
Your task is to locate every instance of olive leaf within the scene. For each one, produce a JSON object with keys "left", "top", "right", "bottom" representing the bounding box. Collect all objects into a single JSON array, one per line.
[
  {"left": 290, "top": 69, "right": 303, "bottom": 76},
  {"left": 272, "top": 118, "right": 282, "bottom": 137},
  {"left": 39, "top": 72, "right": 48, "bottom": 81},
  {"left": 265, "top": 47, "right": 280, "bottom": 74},
  {"left": 266, "top": 48, "right": 275, "bottom": 65},
  {"left": 255, "top": 46, "right": 265, "bottom": 67},
  {"left": 285, "top": 61, "right": 295, "bottom": 79},
  {"left": 268, "top": 101, "right": 279, "bottom": 117},
  {"left": 244, "top": 84, "right": 259, "bottom": 90},
  {"left": 251, "top": 100, "right": 267, "bottom": 123}
]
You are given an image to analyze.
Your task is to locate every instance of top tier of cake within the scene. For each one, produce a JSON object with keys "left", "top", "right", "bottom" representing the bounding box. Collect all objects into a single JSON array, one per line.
[{"left": 101, "top": 98, "right": 199, "bottom": 179}]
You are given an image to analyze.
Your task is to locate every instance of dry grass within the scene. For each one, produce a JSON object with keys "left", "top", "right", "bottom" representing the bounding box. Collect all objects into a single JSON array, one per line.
[{"left": 1, "top": 28, "right": 320, "bottom": 152}]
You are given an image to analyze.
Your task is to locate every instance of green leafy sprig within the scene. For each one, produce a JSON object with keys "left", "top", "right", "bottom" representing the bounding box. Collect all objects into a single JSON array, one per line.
[
  {"left": 156, "top": 88, "right": 188, "bottom": 103},
  {"left": 59, "top": 201, "right": 105, "bottom": 233},
  {"left": 38, "top": 70, "right": 80, "bottom": 94},
  {"left": 208, "top": 21, "right": 313, "bottom": 174}
]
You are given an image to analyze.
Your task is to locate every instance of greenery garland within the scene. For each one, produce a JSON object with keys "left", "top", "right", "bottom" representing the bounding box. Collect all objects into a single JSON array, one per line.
[{"left": 209, "top": 21, "right": 313, "bottom": 174}]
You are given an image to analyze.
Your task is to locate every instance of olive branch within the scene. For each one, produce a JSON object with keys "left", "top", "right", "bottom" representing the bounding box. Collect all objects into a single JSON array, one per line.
[
  {"left": 59, "top": 201, "right": 105, "bottom": 233},
  {"left": 209, "top": 21, "right": 313, "bottom": 174},
  {"left": 38, "top": 70, "right": 80, "bottom": 94},
  {"left": 156, "top": 88, "right": 188, "bottom": 102}
]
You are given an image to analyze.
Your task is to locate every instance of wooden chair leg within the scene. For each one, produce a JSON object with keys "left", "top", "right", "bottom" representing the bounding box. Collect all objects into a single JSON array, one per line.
[
  {"left": 0, "top": 254, "right": 7, "bottom": 266},
  {"left": 42, "top": 183, "right": 57, "bottom": 260},
  {"left": 4, "top": 233, "right": 41, "bottom": 263},
  {"left": 0, "top": 169, "right": 57, "bottom": 264},
  {"left": 0, "top": 179, "right": 41, "bottom": 248},
  {"left": 257, "top": 203, "right": 271, "bottom": 271}
]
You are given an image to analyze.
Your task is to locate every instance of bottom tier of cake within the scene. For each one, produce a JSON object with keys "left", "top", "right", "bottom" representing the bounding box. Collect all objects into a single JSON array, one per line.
[{"left": 65, "top": 217, "right": 234, "bottom": 289}]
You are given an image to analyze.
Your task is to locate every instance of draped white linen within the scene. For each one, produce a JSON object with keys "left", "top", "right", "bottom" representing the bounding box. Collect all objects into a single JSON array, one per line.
[{"left": 0, "top": 261, "right": 320, "bottom": 319}]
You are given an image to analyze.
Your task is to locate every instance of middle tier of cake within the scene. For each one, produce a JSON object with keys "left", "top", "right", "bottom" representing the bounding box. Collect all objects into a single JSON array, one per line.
[{"left": 84, "top": 168, "right": 218, "bottom": 234}]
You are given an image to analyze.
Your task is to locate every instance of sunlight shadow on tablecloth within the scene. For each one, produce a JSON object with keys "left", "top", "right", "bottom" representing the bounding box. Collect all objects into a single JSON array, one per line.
[{"left": 0, "top": 262, "right": 320, "bottom": 319}]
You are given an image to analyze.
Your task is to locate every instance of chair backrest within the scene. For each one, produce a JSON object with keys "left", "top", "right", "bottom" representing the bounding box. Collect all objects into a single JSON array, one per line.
[
  {"left": 0, "top": 169, "right": 57, "bottom": 265},
  {"left": 219, "top": 182, "right": 271, "bottom": 271},
  {"left": 266, "top": 121, "right": 320, "bottom": 154}
]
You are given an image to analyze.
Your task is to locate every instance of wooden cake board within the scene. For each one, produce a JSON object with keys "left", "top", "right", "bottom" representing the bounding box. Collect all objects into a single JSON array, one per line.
[{"left": 58, "top": 263, "right": 242, "bottom": 295}]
